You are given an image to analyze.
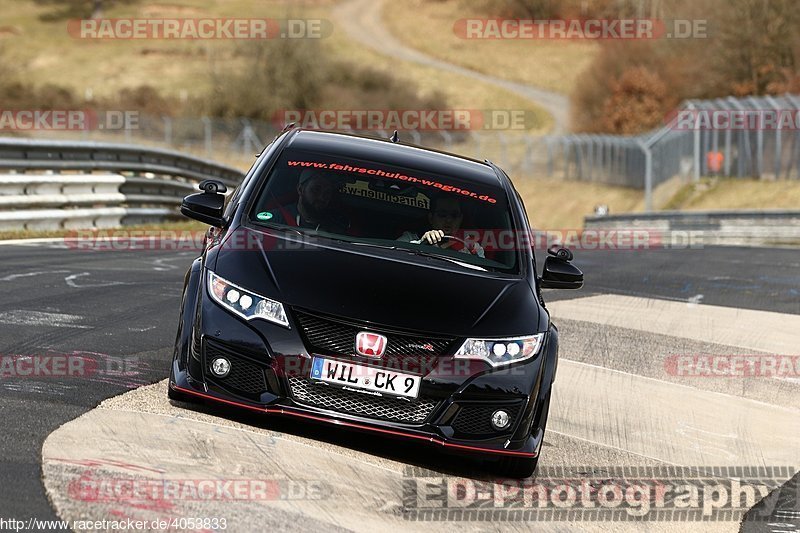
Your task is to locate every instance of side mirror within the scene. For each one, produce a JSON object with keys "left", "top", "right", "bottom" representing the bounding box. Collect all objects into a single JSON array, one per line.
[
  {"left": 180, "top": 180, "right": 227, "bottom": 227},
  {"left": 539, "top": 246, "right": 583, "bottom": 289}
]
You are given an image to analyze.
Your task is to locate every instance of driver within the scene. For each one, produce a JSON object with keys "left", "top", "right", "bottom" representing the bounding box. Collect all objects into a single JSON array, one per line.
[
  {"left": 273, "top": 168, "right": 349, "bottom": 233},
  {"left": 398, "top": 196, "right": 484, "bottom": 257}
]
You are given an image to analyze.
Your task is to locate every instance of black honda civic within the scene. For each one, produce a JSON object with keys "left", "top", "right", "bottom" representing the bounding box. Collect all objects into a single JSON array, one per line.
[{"left": 168, "top": 127, "right": 583, "bottom": 477}]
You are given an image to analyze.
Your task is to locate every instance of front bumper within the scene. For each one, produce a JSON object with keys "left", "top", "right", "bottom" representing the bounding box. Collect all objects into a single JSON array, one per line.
[
  {"left": 169, "top": 279, "right": 554, "bottom": 459},
  {"left": 169, "top": 364, "right": 543, "bottom": 458}
]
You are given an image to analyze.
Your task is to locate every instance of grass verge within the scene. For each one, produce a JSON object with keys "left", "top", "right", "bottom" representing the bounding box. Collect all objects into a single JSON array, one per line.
[
  {"left": 382, "top": 0, "right": 597, "bottom": 95},
  {"left": 514, "top": 179, "right": 644, "bottom": 229},
  {"left": 663, "top": 179, "right": 800, "bottom": 211}
]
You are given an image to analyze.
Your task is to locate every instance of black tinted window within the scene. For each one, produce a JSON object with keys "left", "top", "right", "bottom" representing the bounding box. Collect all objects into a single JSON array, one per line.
[{"left": 250, "top": 149, "right": 519, "bottom": 273}]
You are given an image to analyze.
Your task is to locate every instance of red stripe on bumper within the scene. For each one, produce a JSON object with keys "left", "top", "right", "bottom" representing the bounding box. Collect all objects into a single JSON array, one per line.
[{"left": 171, "top": 384, "right": 537, "bottom": 458}]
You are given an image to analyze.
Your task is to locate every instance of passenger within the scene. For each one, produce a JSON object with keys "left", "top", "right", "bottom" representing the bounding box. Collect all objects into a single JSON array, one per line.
[{"left": 273, "top": 168, "right": 349, "bottom": 233}]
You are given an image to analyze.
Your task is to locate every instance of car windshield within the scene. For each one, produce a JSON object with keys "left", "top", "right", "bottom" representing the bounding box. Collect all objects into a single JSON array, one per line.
[{"left": 249, "top": 147, "right": 520, "bottom": 274}]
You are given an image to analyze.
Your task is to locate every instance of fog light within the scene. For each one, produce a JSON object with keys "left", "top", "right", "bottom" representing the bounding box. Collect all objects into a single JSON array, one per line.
[
  {"left": 491, "top": 409, "right": 511, "bottom": 430},
  {"left": 211, "top": 357, "right": 231, "bottom": 378}
]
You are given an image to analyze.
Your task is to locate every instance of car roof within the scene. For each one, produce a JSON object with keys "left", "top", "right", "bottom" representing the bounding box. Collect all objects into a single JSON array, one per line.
[{"left": 284, "top": 129, "right": 504, "bottom": 187}]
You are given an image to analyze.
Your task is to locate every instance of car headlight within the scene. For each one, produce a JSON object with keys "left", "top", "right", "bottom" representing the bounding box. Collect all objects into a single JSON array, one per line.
[
  {"left": 207, "top": 271, "right": 289, "bottom": 328},
  {"left": 454, "top": 333, "right": 544, "bottom": 367}
]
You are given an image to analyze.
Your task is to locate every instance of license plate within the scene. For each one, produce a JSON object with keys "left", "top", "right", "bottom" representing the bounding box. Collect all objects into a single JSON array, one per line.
[{"left": 310, "top": 357, "right": 421, "bottom": 399}]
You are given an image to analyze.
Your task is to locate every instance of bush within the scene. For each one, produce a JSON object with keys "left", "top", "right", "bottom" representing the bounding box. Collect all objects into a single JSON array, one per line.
[
  {"left": 204, "top": 39, "right": 326, "bottom": 120},
  {"left": 0, "top": 80, "right": 78, "bottom": 111},
  {"left": 203, "top": 38, "right": 448, "bottom": 123},
  {"left": 116, "top": 85, "right": 177, "bottom": 117},
  {"left": 600, "top": 66, "right": 670, "bottom": 134},
  {"left": 705, "top": 0, "right": 800, "bottom": 96},
  {"left": 571, "top": 40, "right": 675, "bottom": 133},
  {"left": 32, "top": 0, "right": 141, "bottom": 21},
  {"left": 570, "top": 0, "right": 800, "bottom": 133}
]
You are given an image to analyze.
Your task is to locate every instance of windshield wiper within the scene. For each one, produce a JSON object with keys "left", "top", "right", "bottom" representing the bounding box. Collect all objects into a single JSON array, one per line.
[
  {"left": 324, "top": 237, "right": 488, "bottom": 271},
  {"left": 346, "top": 241, "right": 399, "bottom": 251},
  {"left": 400, "top": 249, "right": 488, "bottom": 271},
  {"left": 252, "top": 220, "right": 313, "bottom": 239}
]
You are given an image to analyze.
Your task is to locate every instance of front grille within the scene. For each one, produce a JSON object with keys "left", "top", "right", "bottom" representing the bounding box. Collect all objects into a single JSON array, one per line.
[
  {"left": 293, "top": 309, "right": 455, "bottom": 374},
  {"left": 288, "top": 377, "right": 437, "bottom": 424},
  {"left": 451, "top": 404, "right": 523, "bottom": 436},
  {"left": 205, "top": 339, "right": 268, "bottom": 396}
]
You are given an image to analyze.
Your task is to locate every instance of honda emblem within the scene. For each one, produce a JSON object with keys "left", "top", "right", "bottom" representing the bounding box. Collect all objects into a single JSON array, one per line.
[{"left": 355, "top": 331, "right": 387, "bottom": 357}]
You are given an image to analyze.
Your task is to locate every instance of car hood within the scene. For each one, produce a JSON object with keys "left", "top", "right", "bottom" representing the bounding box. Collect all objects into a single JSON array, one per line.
[{"left": 211, "top": 227, "right": 543, "bottom": 337}]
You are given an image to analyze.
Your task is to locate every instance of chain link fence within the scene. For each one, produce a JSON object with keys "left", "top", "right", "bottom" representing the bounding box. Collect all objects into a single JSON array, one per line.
[
  {"left": 530, "top": 93, "right": 800, "bottom": 210},
  {"left": 13, "top": 93, "right": 800, "bottom": 211}
]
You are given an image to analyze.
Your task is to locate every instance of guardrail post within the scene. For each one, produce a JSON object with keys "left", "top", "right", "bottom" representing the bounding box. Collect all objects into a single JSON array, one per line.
[
  {"left": 787, "top": 94, "right": 800, "bottom": 179},
  {"left": 237, "top": 119, "right": 261, "bottom": 158},
  {"left": 523, "top": 135, "right": 534, "bottom": 173},
  {"left": 472, "top": 132, "right": 482, "bottom": 159},
  {"left": 638, "top": 139, "right": 653, "bottom": 212},
  {"left": 728, "top": 97, "right": 749, "bottom": 178},
  {"left": 724, "top": 124, "right": 732, "bottom": 177},
  {"left": 748, "top": 97, "right": 764, "bottom": 178},
  {"left": 439, "top": 130, "right": 453, "bottom": 154},
  {"left": 692, "top": 106, "right": 701, "bottom": 182},
  {"left": 585, "top": 139, "right": 592, "bottom": 180},
  {"left": 497, "top": 132, "right": 507, "bottom": 170},
  {"left": 765, "top": 96, "right": 782, "bottom": 179},
  {"left": 163, "top": 116, "right": 173, "bottom": 147},
  {"left": 202, "top": 117, "right": 213, "bottom": 157}
]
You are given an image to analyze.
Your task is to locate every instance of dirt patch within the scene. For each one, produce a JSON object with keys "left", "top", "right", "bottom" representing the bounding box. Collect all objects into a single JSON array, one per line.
[{"left": 0, "top": 25, "right": 21, "bottom": 38}]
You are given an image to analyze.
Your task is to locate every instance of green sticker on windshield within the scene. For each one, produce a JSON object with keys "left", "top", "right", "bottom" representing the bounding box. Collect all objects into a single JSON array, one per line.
[{"left": 256, "top": 211, "right": 273, "bottom": 220}]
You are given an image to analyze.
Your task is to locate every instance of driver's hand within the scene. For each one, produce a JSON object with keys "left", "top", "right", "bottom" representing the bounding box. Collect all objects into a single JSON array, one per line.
[{"left": 421, "top": 229, "right": 445, "bottom": 245}]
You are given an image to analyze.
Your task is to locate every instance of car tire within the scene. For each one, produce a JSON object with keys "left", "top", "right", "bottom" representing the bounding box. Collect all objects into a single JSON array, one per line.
[{"left": 495, "top": 454, "right": 539, "bottom": 479}]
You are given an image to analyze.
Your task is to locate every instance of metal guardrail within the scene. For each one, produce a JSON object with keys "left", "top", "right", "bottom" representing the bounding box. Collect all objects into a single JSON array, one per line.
[
  {"left": 0, "top": 138, "right": 244, "bottom": 231},
  {"left": 8, "top": 92, "right": 799, "bottom": 231},
  {"left": 0, "top": 137, "right": 243, "bottom": 184},
  {"left": 585, "top": 210, "right": 800, "bottom": 246},
  {"left": 19, "top": 93, "right": 800, "bottom": 216}
]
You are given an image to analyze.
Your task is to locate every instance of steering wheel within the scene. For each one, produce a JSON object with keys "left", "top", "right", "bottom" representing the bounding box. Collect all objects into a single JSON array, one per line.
[{"left": 409, "top": 234, "right": 469, "bottom": 247}]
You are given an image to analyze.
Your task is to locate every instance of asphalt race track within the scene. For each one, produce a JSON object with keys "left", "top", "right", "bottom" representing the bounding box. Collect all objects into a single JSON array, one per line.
[{"left": 1, "top": 239, "right": 798, "bottom": 531}]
